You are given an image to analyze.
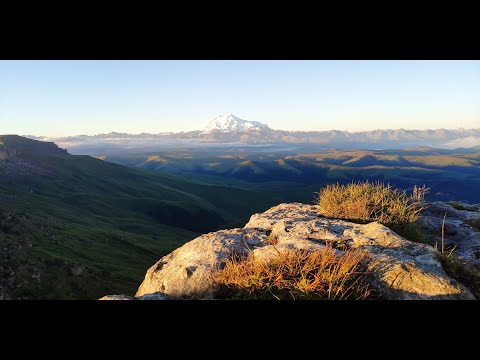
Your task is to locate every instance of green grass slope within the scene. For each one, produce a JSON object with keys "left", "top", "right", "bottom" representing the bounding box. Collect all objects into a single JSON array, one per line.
[{"left": 0, "top": 135, "right": 280, "bottom": 299}]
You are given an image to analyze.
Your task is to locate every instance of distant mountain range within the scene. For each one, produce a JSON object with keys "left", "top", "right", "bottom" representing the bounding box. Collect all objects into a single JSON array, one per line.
[{"left": 28, "top": 114, "right": 480, "bottom": 153}]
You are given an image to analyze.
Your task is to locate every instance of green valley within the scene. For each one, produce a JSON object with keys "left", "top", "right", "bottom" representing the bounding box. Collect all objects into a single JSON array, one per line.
[
  {"left": 0, "top": 136, "right": 281, "bottom": 299},
  {"left": 100, "top": 146, "right": 480, "bottom": 203}
]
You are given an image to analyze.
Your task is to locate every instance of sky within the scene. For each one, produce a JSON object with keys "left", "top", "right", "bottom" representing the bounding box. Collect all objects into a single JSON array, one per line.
[{"left": 0, "top": 60, "right": 479, "bottom": 137}]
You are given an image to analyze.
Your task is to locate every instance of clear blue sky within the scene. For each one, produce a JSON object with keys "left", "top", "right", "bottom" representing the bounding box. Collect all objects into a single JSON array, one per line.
[{"left": 1, "top": 60, "right": 479, "bottom": 136}]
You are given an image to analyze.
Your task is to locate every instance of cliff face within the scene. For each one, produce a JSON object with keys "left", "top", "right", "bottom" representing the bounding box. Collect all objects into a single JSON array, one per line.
[
  {"left": 0, "top": 135, "right": 67, "bottom": 159},
  {"left": 0, "top": 135, "right": 68, "bottom": 178},
  {"left": 101, "top": 201, "right": 480, "bottom": 300}
]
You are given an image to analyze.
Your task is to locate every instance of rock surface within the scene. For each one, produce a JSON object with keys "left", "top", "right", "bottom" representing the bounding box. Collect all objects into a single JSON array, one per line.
[
  {"left": 100, "top": 293, "right": 172, "bottom": 300},
  {"left": 120, "top": 203, "right": 476, "bottom": 300},
  {"left": 99, "top": 294, "right": 134, "bottom": 300},
  {"left": 135, "top": 228, "right": 266, "bottom": 299},
  {"left": 419, "top": 202, "right": 480, "bottom": 265}
]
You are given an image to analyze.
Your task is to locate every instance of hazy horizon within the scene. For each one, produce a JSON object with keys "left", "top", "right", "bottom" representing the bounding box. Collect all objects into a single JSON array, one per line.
[
  {"left": 21, "top": 121, "right": 480, "bottom": 140},
  {"left": 1, "top": 60, "right": 479, "bottom": 137}
]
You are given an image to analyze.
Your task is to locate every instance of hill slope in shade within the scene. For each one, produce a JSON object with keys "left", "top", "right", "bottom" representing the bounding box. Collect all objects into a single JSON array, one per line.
[{"left": 0, "top": 135, "right": 281, "bottom": 299}]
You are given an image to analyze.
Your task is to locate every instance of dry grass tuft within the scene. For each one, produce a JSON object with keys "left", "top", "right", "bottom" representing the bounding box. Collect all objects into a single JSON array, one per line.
[
  {"left": 317, "top": 181, "right": 428, "bottom": 225},
  {"left": 215, "top": 245, "right": 372, "bottom": 300},
  {"left": 266, "top": 232, "right": 279, "bottom": 245}
]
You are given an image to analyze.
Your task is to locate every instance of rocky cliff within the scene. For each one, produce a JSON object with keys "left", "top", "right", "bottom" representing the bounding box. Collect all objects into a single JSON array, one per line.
[
  {"left": 101, "top": 202, "right": 480, "bottom": 300},
  {"left": 0, "top": 135, "right": 67, "bottom": 159},
  {"left": 0, "top": 135, "right": 69, "bottom": 178}
]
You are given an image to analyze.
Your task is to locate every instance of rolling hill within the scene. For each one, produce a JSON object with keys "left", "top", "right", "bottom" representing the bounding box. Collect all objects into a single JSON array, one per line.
[
  {"left": 0, "top": 135, "right": 281, "bottom": 299},
  {"left": 100, "top": 147, "right": 480, "bottom": 203}
]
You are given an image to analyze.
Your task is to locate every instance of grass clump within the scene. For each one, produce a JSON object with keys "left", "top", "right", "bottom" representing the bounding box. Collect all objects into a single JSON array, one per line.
[
  {"left": 437, "top": 254, "right": 480, "bottom": 299},
  {"left": 266, "top": 232, "right": 279, "bottom": 245},
  {"left": 215, "top": 245, "right": 372, "bottom": 300},
  {"left": 388, "top": 222, "right": 433, "bottom": 245},
  {"left": 465, "top": 218, "right": 480, "bottom": 232},
  {"left": 317, "top": 181, "right": 428, "bottom": 224},
  {"left": 447, "top": 202, "right": 467, "bottom": 211}
]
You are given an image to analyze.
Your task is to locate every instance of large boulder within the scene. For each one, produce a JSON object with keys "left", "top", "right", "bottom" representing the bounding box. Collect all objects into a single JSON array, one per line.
[
  {"left": 136, "top": 228, "right": 269, "bottom": 299},
  {"left": 132, "top": 203, "right": 475, "bottom": 300}
]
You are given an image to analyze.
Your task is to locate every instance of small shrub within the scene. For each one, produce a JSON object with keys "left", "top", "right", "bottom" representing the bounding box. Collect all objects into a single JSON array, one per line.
[
  {"left": 465, "top": 218, "right": 480, "bottom": 232},
  {"left": 215, "top": 245, "right": 372, "bottom": 300},
  {"left": 447, "top": 202, "right": 466, "bottom": 211},
  {"left": 438, "top": 254, "right": 480, "bottom": 299},
  {"left": 317, "top": 181, "right": 428, "bottom": 225},
  {"left": 389, "top": 222, "right": 433, "bottom": 245}
]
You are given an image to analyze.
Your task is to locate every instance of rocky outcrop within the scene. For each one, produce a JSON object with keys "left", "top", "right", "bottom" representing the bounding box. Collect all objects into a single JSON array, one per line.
[
  {"left": 0, "top": 135, "right": 67, "bottom": 178},
  {"left": 102, "top": 203, "right": 476, "bottom": 300},
  {"left": 419, "top": 202, "right": 480, "bottom": 265},
  {"left": 100, "top": 293, "right": 173, "bottom": 300},
  {"left": 0, "top": 135, "right": 67, "bottom": 158},
  {"left": 135, "top": 229, "right": 261, "bottom": 299}
]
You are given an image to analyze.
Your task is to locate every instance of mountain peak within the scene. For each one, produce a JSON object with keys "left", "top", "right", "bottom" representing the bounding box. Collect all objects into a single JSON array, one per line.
[{"left": 202, "top": 114, "right": 270, "bottom": 133}]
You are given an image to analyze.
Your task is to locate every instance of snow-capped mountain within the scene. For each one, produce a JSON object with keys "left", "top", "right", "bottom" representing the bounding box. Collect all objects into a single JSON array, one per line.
[
  {"left": 30, "top": 112, "right": 480, "bottom": 152},
  {"left": 202, "top": 114, "right": 270, "bottom": 133}
]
